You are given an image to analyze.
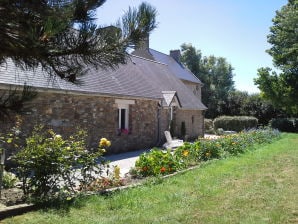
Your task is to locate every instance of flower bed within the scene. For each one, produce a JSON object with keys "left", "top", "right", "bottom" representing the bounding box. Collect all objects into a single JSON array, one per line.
[{"left": 134, "top": 128, "right": 280, "bottom": 177}]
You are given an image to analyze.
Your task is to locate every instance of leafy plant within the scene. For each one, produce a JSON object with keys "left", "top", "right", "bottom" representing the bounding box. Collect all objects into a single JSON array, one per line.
[
  {"left": 174, "top": 142, "right": 200, "bottom": 167},
  {"left": 13, "top": 126, "right": 110, "bottom": 202},
  {"left": 135, "top": 148, "right": 180, "bottom": 177},
  {"left": 2, "top": 171, "right": 19, "bottom": 189},
  {"left": 134, "top": 128, "right": 280, "bottom": 178},
  {"left": 196, "top": 140, "right": 223, "bottom": 161},
  {"left": 85, "top": 165, "right": 125, "bottom": 191},
  {"left": 270, "top": 118, "right": 298, "bottom": 133}
]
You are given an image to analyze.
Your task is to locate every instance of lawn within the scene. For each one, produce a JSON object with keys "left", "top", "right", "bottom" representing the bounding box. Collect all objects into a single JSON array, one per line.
[{"left": 3, "top": 133, "right": 298, "bottom": 224}]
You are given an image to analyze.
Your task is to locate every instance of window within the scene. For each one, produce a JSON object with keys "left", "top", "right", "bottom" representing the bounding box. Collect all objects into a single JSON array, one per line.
[
  {"left": 118, "top": 106, "right": 128, "bottom": 130},
  {"left": 115, "top": 99, "right": 135, "bottom": 133}
]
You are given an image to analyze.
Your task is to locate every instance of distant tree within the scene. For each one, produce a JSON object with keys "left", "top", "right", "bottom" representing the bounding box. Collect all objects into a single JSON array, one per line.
[
  {"left": 223, "top": 91, "right": 249, "bottom": 116},
  {"left": 181, "top": 43, "right": 235, "bottom": 118},
  {"left": 223, "top": 91, "right": 287, "bottom": 125},
  {"left": 254, "top": 0, "right": 298, "bottom": 114},
  {"left": 0, "top": 1, "right": 157, "bottom": 116}
]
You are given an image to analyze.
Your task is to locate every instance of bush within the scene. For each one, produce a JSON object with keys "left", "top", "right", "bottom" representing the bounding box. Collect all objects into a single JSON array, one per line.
[
  {"left": 270, "top": 118, "right": 298, "bottom": 133},
  {"left": 135, "top": 148, "right": 181, "bottom": 177},
  {"left": 213, "top": 116, "right": 258, "bottom": 132},
  {"left": 13, "top": 126, "right": 109, "bottom": 202},
  {"left": 204, "top": 119, "right": 214, "bottom": 134},
  {"left": 174, "top": 142, "right": 200, "bottom": 167},
  {"left": 2, "top": 171, "right": 19, "bottom": 189},
  {"left": 194, "top": 140, "right": 222, "bottom": 161}
]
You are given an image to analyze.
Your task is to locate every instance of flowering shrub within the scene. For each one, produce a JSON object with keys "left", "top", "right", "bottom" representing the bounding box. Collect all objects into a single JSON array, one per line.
[
  {"left": 195, "top": 140, "right": 223, "bottom": 161},
  {"left": 13, "top": 126, "right": 110, "bottom": 202},
  {"left": 135, "top": 148, "right": 181, "bottom": 177},
  {"left": 216, "top": 134, "right": 246, "bottom": 155},
  {"left": 173, "top": 142, "right": 200, "bottom": 167}
]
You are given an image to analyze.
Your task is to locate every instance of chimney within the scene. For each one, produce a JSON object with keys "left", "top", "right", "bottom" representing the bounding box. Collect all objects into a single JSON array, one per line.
[
  {"left": 132, "top": 34, "right": 154, "bottom": 60},
  {"left": 137, "top": 35, "right": 149, "bottom": 51},
  {"left": 170, "top": 50, "right": 181, "bottom": 63}
]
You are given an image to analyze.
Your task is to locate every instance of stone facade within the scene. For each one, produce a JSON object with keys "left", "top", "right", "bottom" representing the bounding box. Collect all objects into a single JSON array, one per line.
[
  {"left": 1, "top": 87, "right": 205, "bottom": 155},
  {"left": 173, "top": 108, "right": 204, "bottom": 140},
  {"left": 0, "top": 89, "right": 163, "bottom": 154}
]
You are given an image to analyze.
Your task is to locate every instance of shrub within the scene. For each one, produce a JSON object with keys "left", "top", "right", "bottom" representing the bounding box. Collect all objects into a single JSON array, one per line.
[
  {"left": 213, "top": 116, "right": 258, "bottom": 132},
  {"left": 216, "top": 134, "right": 246, "bottom": 155},
  {"left": 2, "top": 171, "right": 19, "bottom": 189},
  {"left": 204, "top": 119, "right": 214, "bottom": 134},
  {"left": 174, "top": 142, "right": 200, "bottom": 167},
  {"left": 195, "top": 140, "right": 222, "bottom": 161},
  {"left": 270, "top": 118, "right": 298, "bottom": 133},
  {"left": 13, "top": 126, "right": 109, "bottom": 202},
  {"left": 135, "top": 148, "right": 181, "bottom": 177}
]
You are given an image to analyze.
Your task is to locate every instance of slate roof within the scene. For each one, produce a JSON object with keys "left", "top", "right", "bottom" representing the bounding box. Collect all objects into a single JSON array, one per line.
[
  {"left": 148, "top": 49, "right": 202, "bottom": 84},
  {"left": 0, "top": 55, "right": 207, "bottom": 110}
]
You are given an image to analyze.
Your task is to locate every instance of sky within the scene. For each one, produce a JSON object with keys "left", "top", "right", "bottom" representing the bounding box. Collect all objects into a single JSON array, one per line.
[{"left": 96, "top": 0, "right": 288, "bottom": 93}]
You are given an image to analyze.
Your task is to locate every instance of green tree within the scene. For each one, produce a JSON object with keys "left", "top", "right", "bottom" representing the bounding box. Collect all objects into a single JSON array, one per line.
[
  {"left": 0, "top": 1, "right": 157, "bottom": 116},
  {"left": 254, "top": 0, "right": 298, "bottom": 114},
  {"left": 181, "top": 43, "right": 235, "bottom": 118},
  {"left": 223, "top": 91, "right": 287, "bottom": 125},
  {"left": 0, "top": 1, "right": 157, "bottom": 82}
]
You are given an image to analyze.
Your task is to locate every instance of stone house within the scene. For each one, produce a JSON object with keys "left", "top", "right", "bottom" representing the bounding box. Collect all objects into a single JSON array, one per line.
[{"left": 0, "top": 45, "right": 206, "bottom": 154}]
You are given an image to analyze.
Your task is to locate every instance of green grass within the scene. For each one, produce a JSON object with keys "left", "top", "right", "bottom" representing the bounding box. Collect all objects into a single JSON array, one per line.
[{"left": 3, "top": 133, "right": 298, "bottom": 224}]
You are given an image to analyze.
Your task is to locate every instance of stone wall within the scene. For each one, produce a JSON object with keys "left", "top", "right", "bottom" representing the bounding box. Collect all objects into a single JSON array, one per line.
[
  {"left": 0, "top": 88, "right": 205, "bottom": 156},
  {"left": 158, "top": 107, "right": 204, "bottom": 141},
  {"left": 174, "top": 109, "right": 204, "bottom": 140},
  {"left": 0, "top": 89, "right": 160, "bottom": 154}
]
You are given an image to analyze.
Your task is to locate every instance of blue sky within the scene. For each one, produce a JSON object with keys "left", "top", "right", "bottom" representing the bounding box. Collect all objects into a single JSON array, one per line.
[{"left": 96, "top": 0, "right": 287, "bottom": 93}]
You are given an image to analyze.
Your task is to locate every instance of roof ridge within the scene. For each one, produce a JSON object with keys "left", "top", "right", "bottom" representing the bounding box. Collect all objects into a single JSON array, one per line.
[
  {"left": 130, "top": 54, "right": 167, "bottom": 66},
  {"left": 149, "top": 48, "right": 202, "bottom": 84}
]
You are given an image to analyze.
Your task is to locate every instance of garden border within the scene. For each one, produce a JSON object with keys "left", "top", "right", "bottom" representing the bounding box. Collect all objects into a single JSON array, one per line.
[{"left": 0, "top": 164, "right": 202, "bottom": 220}]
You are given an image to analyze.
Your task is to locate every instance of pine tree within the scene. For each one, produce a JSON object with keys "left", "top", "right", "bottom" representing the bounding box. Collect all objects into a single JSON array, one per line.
[{"left": 0, "top": 1, "right": 157, "bottom": 116}]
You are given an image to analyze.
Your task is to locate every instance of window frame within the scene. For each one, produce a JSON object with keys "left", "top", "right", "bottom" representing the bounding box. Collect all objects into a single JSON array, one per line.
[{"left": 115, "top": 99, "right": 135, "bottom": 132}]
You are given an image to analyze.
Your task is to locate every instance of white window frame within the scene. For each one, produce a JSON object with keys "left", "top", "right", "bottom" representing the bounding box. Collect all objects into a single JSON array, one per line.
[
  {"left": 118, "top": 104, "right": 129, "bottom": 130},
  {"left": 115, "top": 99, "right": 135, "bottom": 130}
]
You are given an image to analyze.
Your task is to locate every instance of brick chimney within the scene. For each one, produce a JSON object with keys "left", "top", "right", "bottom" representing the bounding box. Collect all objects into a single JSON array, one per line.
[{"left": 170, "top": 50, "right": 181, "bottom": 63}]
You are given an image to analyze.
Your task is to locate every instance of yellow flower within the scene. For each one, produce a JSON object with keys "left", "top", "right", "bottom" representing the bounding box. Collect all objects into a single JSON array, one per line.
[
  {"left": 183, "top": 150, "right": 189, "bottom": 157},
  {"left": 99, "top": 138, "right": 111, "bottom": 147},
  {"left": 206, "top": 152, "right": 211, "bottom": 157}
]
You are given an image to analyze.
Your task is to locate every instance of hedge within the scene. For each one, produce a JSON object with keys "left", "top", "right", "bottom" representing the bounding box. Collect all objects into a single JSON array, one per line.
[
  {"left": 213, "top": 116, "right": 258, "bottom": 132},
  {"left": 270, "top": 118, "right": 298, "bottom": 133}
]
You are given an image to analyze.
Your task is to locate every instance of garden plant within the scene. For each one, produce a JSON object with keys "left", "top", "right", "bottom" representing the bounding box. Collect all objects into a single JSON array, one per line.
[
  {"left": 12, "top": 126, "right": 111, "bottom": 203},
  {"left": 134, "top": 128, "right": 280, "bottom": 177}
]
